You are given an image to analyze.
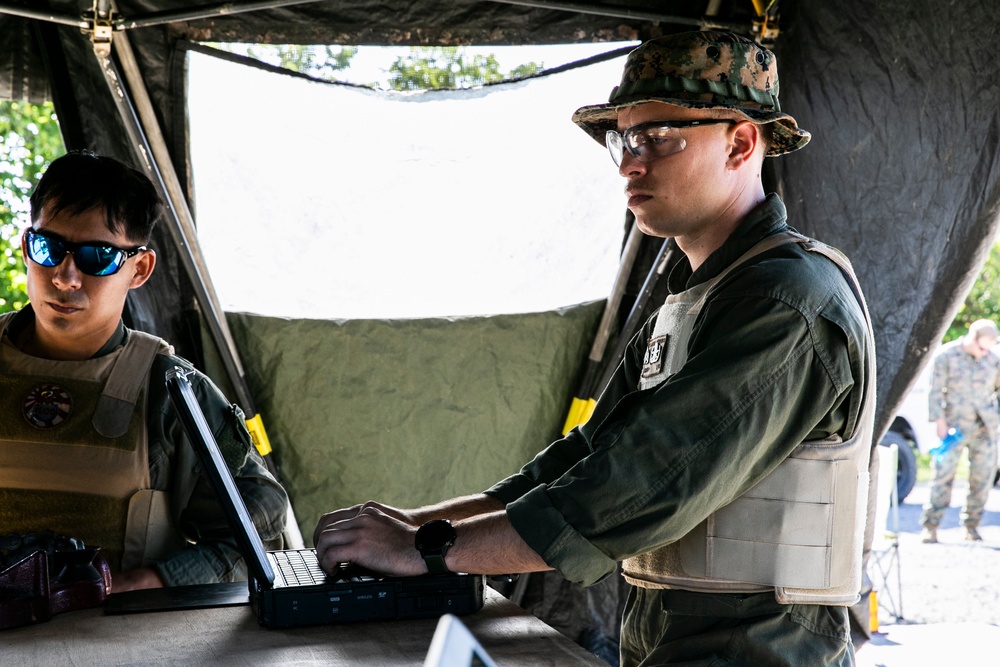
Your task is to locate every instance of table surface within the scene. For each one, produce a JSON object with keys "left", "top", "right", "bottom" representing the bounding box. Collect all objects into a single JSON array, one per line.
[{"left": 0, "top": 587, "right": 606, "bottom": 665}]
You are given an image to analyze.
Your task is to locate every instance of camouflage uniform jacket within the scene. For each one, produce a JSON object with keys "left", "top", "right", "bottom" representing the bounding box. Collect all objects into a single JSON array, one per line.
[{"left": 928, "top": 339, "right": 1000, "bottom": 435}]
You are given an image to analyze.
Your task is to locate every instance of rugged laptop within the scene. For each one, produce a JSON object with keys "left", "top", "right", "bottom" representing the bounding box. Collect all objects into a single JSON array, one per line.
[{"left": 165, "top": 367, "right": 485, "bottom": 628}]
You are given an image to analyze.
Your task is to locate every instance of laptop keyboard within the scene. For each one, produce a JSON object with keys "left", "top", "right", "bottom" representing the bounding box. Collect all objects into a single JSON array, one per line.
[
  {"left": 272, "top": 550, "right": 380, "bottom": 585},
  {"left": 273, "top": 550, "right": 327, "bottom": 586}
]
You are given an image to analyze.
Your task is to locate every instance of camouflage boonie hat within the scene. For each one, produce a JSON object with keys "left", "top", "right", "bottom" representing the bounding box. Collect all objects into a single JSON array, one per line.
[{"left": 572, "top": 31, "right": 810, "bottom": 157}]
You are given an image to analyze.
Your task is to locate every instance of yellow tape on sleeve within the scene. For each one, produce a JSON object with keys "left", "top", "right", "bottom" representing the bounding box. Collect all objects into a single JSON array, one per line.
[
  {"left": 561, "top": 397, "right": 600, "bottom": 435},
  {"left": 561, "top": 398, "right": 585, "bottom": 435}
]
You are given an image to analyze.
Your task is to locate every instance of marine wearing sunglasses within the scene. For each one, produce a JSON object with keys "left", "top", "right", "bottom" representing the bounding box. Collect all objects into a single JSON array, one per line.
[{"left": 24, "top": 228, "right": 148, "bottom": 277}]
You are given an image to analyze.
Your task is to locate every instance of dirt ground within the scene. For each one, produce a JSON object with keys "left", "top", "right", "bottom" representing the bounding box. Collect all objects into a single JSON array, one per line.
[{"left": 856, "top": 478, "right": 1000, "bottom": 665}]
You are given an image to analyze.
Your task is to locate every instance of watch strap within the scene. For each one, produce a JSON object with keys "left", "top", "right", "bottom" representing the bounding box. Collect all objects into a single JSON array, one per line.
[
  {"left": 415, "top": 519, "right": 456, "bottom": 575},
  {"left": 423, "top": 552, "right": 450, "bottom": 575}
]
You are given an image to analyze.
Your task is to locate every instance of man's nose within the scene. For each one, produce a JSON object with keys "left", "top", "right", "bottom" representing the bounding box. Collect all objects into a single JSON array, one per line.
[
  {"left": 618, "top": 150, "right": 647, "bottom": 177},
  {"left": 51, "top": 252, "right": 83, "bottom": 289}
]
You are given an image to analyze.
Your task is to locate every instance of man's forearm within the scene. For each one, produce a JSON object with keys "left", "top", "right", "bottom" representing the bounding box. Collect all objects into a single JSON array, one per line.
[
  {"left": 314, "top": 500, "right": 551, "bottom": 578},
  {"left": 313, "top": 494, "right": 504, "bottom": 547},
  {"left": 446, "top": 509, "right": 552, "bottom": 575},
  {"left": 410, "top": 493, "right": 505, "bottom": 524}
]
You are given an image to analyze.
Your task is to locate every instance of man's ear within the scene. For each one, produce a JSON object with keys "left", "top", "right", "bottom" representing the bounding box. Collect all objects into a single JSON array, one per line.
[
  {"left": 727, "top": 121, "right": 761, "bottom": 169},
  {"left": 129, "top": 248, "right": 156, "bottom": 289}
]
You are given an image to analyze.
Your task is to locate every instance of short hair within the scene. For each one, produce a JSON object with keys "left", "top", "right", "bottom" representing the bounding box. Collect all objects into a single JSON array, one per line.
[
  {"left": 969, "top": 319, "right": 999, "bottom": 340},
  {"left": 29, "top": 151, "right": 163, "bottom": 244}
]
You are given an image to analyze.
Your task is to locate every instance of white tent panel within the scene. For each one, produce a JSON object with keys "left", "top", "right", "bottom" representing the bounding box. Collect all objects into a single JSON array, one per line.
[{"left": 188, "top": 51, "right": 631, "bottom": 319}]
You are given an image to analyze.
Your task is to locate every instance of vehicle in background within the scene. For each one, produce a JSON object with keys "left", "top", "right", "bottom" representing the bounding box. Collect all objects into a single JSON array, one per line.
[{"left": 879, "top": 359, "right": 936, "bottom": 503}]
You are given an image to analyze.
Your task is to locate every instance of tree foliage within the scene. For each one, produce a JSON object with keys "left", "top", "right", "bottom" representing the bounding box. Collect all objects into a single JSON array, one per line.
[
  {"left": 944, "top": 241, "right": 1000, "bottom": 342},
  {"left": 221, "top": 43, "right": 543, "bottom": 91},
  {"left": 0, "top": 101, "right": 65, "bottom": 313},
  {"left": 237, "top": 44, "right": 358, "bottom": 79},
  {"left": 386, "top": 46, "right": 542, "bottom": 90}
]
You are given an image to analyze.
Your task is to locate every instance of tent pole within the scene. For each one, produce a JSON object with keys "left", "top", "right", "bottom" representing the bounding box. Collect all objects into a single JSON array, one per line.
[
  {"left": 593, "top": 237, "right": 676, "bottom": 398},
  {"left": 114, "top": 0, "right": 325, "bottom": 30},
  {"left": 0, "top": 0, "right": 321, "bottom": 30},
  {"left": 0, "top": 3, "right": 86, "bottom": 27},
  {"left": 481, "top": 0, "right": 745, "bottom": 31},
  {"left": 92, "top": 35, "right": 246, "bottom": 407},
  {"left": 560, "top": 212, "right": 643, "bottom": 434}
]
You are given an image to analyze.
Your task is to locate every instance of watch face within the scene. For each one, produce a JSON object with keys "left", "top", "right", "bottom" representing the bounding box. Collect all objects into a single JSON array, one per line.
[{"left": 416, "top": 520, "right": 456, "bottom": 551}]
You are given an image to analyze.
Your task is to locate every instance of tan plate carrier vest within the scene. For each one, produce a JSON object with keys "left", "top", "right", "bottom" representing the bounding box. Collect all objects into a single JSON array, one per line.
[
  {"left": 622, "top": 231, "right": 876, "bottom": 606},
  {"left": 0, "top": 312, "right": 187, "bottom": 572}
]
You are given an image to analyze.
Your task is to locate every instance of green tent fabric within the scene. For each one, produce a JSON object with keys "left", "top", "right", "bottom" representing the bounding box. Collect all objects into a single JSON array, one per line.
[{"left": 226, "top": 301, "right": 604, "bottom": 542}]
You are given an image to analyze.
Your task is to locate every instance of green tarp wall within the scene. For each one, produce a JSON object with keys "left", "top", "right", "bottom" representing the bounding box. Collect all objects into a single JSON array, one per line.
[{"left": 226, "top": 301, "right": 604, "bottom": 541}]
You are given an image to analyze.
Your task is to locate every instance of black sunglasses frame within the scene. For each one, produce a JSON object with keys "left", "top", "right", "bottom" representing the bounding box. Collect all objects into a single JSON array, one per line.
[
  {"left": 24, "top": 228, "right": 147, "bottom": 277},
  {"left": 606, "top": 119, "right": 738, "bottom": 166}
]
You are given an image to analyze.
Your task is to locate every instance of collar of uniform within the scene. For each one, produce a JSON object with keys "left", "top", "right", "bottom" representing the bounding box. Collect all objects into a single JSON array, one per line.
[
  {"left": 667, "top": 193, "right": 789, "bottom": 294},
  {"left": 6, "top": 304, "right": 129, "bottom": 358}
]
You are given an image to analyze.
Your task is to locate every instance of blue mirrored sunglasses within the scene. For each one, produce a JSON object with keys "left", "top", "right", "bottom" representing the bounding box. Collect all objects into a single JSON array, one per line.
[{"left": 24, "top": 228, "right": 147, "bottom": 277}]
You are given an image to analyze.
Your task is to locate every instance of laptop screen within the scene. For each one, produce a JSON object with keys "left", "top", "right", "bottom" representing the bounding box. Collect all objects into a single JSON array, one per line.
[
  {"left": 424, "top": 614, "right": 498, "bottom": 667},
  {"left": 165, "top": 367, "right": 277, "bottom": 588}
]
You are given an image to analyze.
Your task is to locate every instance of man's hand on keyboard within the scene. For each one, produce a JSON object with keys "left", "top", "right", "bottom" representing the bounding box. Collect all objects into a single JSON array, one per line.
[
  {"left": 313, "top": 501, "right": 418, "bottom": 547},
  {"left": 314, "top": 505, "right": 426, "bottom": 577}
]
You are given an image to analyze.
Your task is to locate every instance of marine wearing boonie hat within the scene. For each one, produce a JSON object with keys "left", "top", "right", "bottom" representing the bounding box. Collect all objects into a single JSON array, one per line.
[{"left": 572, "top": 30, "right": 810, "bottom": 157}]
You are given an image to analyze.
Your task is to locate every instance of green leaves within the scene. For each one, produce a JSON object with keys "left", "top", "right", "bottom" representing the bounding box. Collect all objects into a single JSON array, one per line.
[
  {"left": 242, "top": 44, "right": 358, "bottom": 78},
  {"left": 0, "top": 100, "right": 65, "bottom": 313},
  {"left": 945, "top": 241, "right": 1000, "bottom": 342},
  {"left": 211, "top": 43, "right": 543, "bottom": 91},
  {"left": 386, "top": 47, "right": 542, "bottom": 91}
]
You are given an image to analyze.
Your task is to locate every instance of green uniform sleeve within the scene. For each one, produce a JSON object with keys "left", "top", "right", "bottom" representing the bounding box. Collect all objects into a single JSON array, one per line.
[
  {"left": 494, "top": 263, "right": 862, "bottom": 587},
  {"left": 146, "top": 355, "right": 289, "bottom": 586}
]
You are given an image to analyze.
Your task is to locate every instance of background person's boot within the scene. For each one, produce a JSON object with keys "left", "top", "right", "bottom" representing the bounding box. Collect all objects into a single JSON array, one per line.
[
  {"left": 921, "top": 525, "right": 938, "bottom": 543},
  {"left": 965, "top": 526, "right": 982, "bottom": 541}
]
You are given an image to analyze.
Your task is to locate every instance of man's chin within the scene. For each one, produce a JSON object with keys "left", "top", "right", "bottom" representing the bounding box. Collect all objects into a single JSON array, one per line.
[
  {"left": 36, "top": 309, "right": 85, "bottom": 335},
  {"left": 633, "top": 216, "right": 671, "bottom": 239}
]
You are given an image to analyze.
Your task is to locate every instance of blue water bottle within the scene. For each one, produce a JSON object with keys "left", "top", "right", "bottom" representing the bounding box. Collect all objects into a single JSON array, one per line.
[{"left": 929, "top": 427, "right": 962, "bottom": 462}]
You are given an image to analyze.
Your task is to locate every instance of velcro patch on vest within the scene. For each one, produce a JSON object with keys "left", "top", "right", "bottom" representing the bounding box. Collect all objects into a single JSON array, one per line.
[
  {"left": 641, "top": 335, "right": 668, "bottom": 379},
  {"left": 23, "top": 384, "right": 72, "bottom": 429},
  {"left": 1, "top": 375, "right": 140, "bottom": 452}
]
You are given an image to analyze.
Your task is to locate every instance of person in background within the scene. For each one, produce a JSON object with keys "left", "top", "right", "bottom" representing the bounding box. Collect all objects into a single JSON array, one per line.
[
  {"left": 0, "top": 151, "right": 288, "bottom": 591},
  {"left": 921, "top": 318, "right": 1000, "bottom": 543}
]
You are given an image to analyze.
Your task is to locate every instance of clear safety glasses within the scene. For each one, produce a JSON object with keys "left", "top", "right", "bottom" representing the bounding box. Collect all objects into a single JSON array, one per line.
[{"left": 605, "top": 119, "right": 737, "bottom": 166}]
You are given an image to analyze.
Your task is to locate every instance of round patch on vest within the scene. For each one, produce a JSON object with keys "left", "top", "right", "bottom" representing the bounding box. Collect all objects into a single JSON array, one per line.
[{"left": 23, "top": 384, "right": 73, "bottom": 429}]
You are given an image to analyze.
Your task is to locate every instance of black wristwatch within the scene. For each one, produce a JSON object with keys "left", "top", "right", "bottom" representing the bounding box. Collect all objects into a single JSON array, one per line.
[{"left": 414, "top": 519, "right": 457, "bottom": 575}]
